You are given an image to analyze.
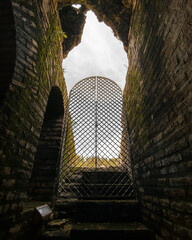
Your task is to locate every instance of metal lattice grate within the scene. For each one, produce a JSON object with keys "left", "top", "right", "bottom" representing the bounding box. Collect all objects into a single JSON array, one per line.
[{"left": 58, "top": 76, "right": 135, "bottom": 199}]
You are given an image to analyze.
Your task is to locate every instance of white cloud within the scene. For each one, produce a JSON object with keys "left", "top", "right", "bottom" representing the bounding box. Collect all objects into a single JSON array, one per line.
[{"left": 62, "top": 11, "right": 128, "bottom": 94}]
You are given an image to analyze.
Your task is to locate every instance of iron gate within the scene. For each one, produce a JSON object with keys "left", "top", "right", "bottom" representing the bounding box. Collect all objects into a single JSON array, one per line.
[{"left": 58, "top": 76, "right": 135, "bottom": 199}]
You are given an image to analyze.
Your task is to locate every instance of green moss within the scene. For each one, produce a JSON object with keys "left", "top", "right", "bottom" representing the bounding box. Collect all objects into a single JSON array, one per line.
[
  {"left": 36, "top": 14, "right": 66, "bottom": 88},
  {"left": 124, "top": 66, "right": 148, "bottom": 147},
  {"left": 0, "top": 12, "right": 68, "bottom": 162},
  {"left": 131, "top": 2, "right": 147, "bottom": 43}
]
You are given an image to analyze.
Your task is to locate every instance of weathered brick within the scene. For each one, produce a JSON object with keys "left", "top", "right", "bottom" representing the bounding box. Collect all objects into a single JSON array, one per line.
[
  {"left": 174, "top": 225, "right": 192, "bottom": 240},
  {"left": 161, "top": 228, "right": 171, "bottom": 239},
  {"left": 125, "top": 1, "right": 192, "bottom": 240},
  {"left": 9, "top": 224, "right": 21, "bottom": 235},
  {"left": 2, "top": 179, "right": 16, "bottom": 188}
]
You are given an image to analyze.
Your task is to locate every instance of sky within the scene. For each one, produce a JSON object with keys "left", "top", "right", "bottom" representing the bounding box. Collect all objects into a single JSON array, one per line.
[{"left": 62, "top": 9, "right": 128, "bottom": 94}]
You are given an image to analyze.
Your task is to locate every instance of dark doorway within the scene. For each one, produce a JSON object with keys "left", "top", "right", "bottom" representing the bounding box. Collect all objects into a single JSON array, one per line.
[{"left": 28, "top": 87, "right": 64, "bottom": 201}]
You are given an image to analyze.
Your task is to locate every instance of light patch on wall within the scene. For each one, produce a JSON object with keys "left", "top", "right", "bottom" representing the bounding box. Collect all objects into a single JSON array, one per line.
[
  {"left": 72, "top": 4, "right": 82, "bottom": 9},
  {"left": 63, "top": 11, "right": 128, "bottom": 94}
]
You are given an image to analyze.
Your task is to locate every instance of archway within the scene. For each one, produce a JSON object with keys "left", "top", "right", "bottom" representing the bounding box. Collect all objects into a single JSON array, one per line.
[
  {"left": 0, "top": 0, "right": 16, "bottom": 106},
  {"left": 58, "top": 76, "right": 135, "bottom": 199},
  {"left": 28, "top": 87, "right": 64, "bottom": 201}
]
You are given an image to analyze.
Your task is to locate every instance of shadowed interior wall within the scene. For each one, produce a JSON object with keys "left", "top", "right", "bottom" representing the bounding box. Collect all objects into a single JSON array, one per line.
[
  {"left": 28, "top": 87, "right": 64, "bottom": 201},
  {"left": 0, "top": 0, "right": 16, "bottom": 106},
  {"left": 0, "top": 0, "right": 68, "bottom": 238},
  {"left": 124, "top": 1, "right": 192, "bottom": 239}
]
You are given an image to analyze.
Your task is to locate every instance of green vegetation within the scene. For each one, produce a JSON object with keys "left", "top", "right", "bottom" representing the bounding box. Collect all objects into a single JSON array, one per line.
[{"left": 73, "top": 156, "right": 119, "bottom": 168}]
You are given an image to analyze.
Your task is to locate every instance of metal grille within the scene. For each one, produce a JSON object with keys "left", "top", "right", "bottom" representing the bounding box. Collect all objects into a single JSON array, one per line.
[{"left": 58, "top": 76, "right": 135, "bottom": 199}]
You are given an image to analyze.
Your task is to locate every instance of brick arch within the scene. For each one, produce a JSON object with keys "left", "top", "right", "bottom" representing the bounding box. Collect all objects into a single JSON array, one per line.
[
  {"left": 28, "top": 86, "right": 64, "bottom": 201},
  {"left": 0, "top": 0, "right": 16, "bottom": 106}
]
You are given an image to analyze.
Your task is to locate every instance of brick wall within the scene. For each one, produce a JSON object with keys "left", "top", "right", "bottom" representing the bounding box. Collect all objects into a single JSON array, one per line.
[
  {"left": 28, "top": 87, "right": 64, "bottom": 201},
  {"left": 124, "top": 0, "right": 192, "bottom": 239},
  {"left": 0, "top": 0, "right": 68, "bottom": 239},
  {"left": 0, "top": 0, "right": 191, "bottom": 239},
  {"left": 0, "top": 0, "right": 16, "bottom": 106}
]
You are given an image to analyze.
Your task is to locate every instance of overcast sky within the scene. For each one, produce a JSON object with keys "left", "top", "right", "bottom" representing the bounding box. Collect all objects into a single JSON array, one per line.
[{"left": 62, "top": 10, "right": 128, "bottom": 94}]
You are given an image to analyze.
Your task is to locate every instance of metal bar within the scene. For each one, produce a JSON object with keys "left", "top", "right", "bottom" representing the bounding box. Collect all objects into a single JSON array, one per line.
[
  {"left": 95, "top": 76, "right": 98, "bottom": 169},
  {"left": 58, "top": 76, "right": 136, "bottom": 199}
]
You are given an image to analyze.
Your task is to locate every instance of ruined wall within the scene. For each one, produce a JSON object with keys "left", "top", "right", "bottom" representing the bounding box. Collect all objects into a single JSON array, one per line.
[
  {"left": 0, "top": 0, "right": 68, "bottom": 239},
  {"left": 58, "top": 0, "right": 133, "bottom": 52},
  {"left": 59, "top": 5, "right": 87, "bottom": 58},
  {"left": 124, "top": 0, "right": 192, "bottom": 239}
]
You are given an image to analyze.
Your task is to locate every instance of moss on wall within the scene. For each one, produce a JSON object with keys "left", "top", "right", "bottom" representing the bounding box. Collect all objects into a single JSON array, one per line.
[
  {"left": 124, "top": 1, "right": 192, "bottom": 239},
  {"left": 124, "top": 66, "right": 148, "bottom": 147},
  {"left": 0, "top": 1, "right": 68, "bottom": 238},
  {"left": 37, "top": 14, "right": 66, "bottom": 87}
]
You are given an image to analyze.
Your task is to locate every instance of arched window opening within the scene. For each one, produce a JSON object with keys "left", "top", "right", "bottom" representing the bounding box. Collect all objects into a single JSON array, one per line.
[
  {"left": 0, "top": 0, "right": 16, "bottom": 106},
  {"left": 28, "top": 87, "right": 64, "bottom": 201},
  {"left": 58, "top": 77, "right": 135, "bottom": 199}
]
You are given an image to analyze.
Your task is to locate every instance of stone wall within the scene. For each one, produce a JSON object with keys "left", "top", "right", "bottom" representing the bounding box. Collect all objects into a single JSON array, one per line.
[
  {"left": 28, "top": 87, "right": 64, "bottom": 201},
  {"left": 0, "top": 0, "right": 68, "bottom": 239},
  {"left": 124, "top": 0, "right": 192, "bottom": 239}
]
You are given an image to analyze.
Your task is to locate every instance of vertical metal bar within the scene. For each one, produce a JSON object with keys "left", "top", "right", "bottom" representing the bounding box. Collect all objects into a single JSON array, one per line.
[
  {"left": 58, "top": 76, "right": 136, "bottom": 199},
  {"left": 95, "top": 76, "right": 98, "bottom": 169},
  {"left": 94, "top": 77, "right": 98, "bottom": 197}
]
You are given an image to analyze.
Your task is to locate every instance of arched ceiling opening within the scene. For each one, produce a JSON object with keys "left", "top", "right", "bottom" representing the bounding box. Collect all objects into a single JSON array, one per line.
[
  {"left": 62, "top": 10, "right": 128, "bottom": 92},
  {"left": 58, "top": 0, "right": 134, "bottom": 57}
]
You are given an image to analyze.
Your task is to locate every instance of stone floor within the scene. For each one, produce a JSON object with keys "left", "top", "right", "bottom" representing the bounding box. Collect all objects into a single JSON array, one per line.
[{"left": 39, "top": 199, "right": 156, "bottom": 240}]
